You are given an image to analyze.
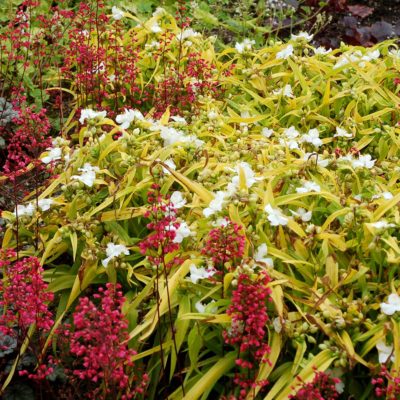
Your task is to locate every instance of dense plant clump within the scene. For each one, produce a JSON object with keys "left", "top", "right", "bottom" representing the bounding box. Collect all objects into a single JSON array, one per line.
[{"left": 2, "top": 0, "right": 400, "bottom": 399}]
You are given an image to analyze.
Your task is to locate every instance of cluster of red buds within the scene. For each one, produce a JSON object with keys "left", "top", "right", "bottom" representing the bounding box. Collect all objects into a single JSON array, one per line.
[{"left": 372, "top": 366, "right": 400, "bottom": 399}]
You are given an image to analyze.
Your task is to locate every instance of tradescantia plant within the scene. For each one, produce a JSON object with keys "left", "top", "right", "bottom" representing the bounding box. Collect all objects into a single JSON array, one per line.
[{"left": 2, "top": 0, "right": 400, "bottom": 399}]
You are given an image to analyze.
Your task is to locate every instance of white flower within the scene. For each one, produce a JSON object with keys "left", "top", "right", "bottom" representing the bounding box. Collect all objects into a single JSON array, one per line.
[
  {"left": 351, "top": 154, "right": 375, "bottom": 169},
  {"left": 227, "top": 162, "right": 260, "bottom": 195},
  {"left": 79, "top": 109, "right": 107, "bottom": 125},
  {"left": 195, "top": 300, "right": 217, "bottom": 313},
  {"left": 112, "top": 6, "right": 124, "bottom": 20},
  {"left": 38, "top": 198, "right": 54, "bottom": 211},
  {"left": 370, "top": 220, "right": 395, "bottom": 230},
  {"left": 279, "top": 138, "right": 299, "bottom": 150},
  {"left": 92, "top": 62, "right": 105, "bottom": 74},
  {"left": 172, "top": 221, "right": 191, "bottom": 243},
  {"left": 301, "top": 128, "right": 322, "bottom": 148},
  {"left": 334, "top": 127, "right": 352, "bottom": 138},
  {"left": 13, "top": 203, "right": 35, "bottom": 217},
  {"left": 314, "top": 47, "right": 332, "bottom": 55},
  {"left": 333, "top": 57, "right": 350, "bottom": 70},
  {"left": 150, "top": 22, "right": 162, "bottom": 33},
  {"left": 273, "top": 84, "right": 294, "bottom": 98},
  {"left": 389, "top": 49, "right": 400, "bottom": 59},
  {"left": 180, "top": 28, "right": 200, "bottom": 40},
  {"left": 159, "top": 126, "right": 203, "bottom": 148},
  {"left": 71, "top": 163, "right": 99, "bottom": 187},
  {"left": 116, "top": 108, "right": 144, "bottom": 130},
  {"left": 362, "top": 49, "right": 380, "bottom": 62},
  {"left": 254, "top": 244, "right": 273, "bottom": 266},
  {"left": 296, "top": 181, "right": 321, "bottom": 193},
  {"left": 204, "top": 191, "right": 226, "bottom": 217},
  {"left": 162, "top": 159, "right": 176, "bottom": 175},
  {"left": 291, "top": 31, "right": 313, "bottom": 42},
  {"left": 276, "top": 44, "right": 294, "bottom": 60},
  {"left": 284, "top": 126, "right": 300, "bottom": 139},
  {"left": 262, "top": 127, "right": 273, "bottom": 138},
  {"left": 382, "top": 191, "right": 394, "bottom": 200},
  {"left": 213, "top": 218, "right": 230, "bottom": 227},
  {"left": 102, "top": 243, "right": 129, "bottom": 267},
  {"left": 273, "top": 317, "right": 283, "bottom": 333},
  {"left": 264, "top": 204, "right": 289, "bottom": 226},
  {"left": 376, "top": 340, "right": 395, "bottom": 364},
  {"left": 152, "top": 7, "right": 165, "bottom": 17},
  {"left": 291, "top": 207, "right": 312, "bottom": 222},
  {"left": 235, "top": 38, "right": 255, "bottom": 54},
  {"left": 170, "top": 116, "right": 187, "bottom": 124},
  {"left": 108, "top": 74, "right": 116, "bottom": 82},
  {"left": 187, "top": 264, "right": 215, "bottom": 284},
  {"left": 380, "top": 293, "right": 400, "bottom": 315},
  {"left": 170, "top": 191, "right": 186, "bottom": 209},
  {"left": 208, "top": 110, "right": 218, "bottom": 120},
  {"left": 41, "top": 147, "right": 62, "bottom": 164}
]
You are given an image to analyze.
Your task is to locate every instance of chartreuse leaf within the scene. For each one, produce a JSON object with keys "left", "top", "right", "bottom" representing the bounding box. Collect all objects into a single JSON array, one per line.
[{"left": 181, "top": 352, "right": 236, "bottom": 400}]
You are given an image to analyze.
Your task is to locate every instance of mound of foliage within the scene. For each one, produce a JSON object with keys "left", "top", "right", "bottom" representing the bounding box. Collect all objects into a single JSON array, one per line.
[{"left": 2, "top": 1, "right": 400, "bottom": 399}]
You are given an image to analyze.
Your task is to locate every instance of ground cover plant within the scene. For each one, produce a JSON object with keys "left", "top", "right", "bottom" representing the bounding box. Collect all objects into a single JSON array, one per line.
[{"left": 2, "top": 0, "right": 400, "bottom": 399}]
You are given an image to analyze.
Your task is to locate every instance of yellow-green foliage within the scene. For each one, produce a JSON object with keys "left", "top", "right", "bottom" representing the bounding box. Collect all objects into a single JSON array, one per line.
[{"left": 4, "top": 9, "right": 400, "bottom": 399}]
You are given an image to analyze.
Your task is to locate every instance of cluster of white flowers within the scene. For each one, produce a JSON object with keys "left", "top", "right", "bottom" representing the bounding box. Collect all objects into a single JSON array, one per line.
[
  {"left": 333, "top": 49, "right": 380, "bottom": 69},
  {"left": 279, "top": 126, "right": 300, "bottom": 150},
  {"left": 13, "top": 198, "right": 54, "bottom": 217},
  {"left": 226, "top": 161, "right": 260, "bottom": 195},
  {"left": 156, "top": 125, "right": 204, "bottom": 148},
  {"left": 79, "top": 109, "right": 107, "bottom": 125},
  {"left": 338, "top": 154, "right": 375, "bottom": 169},
  {"left": 300, "top": 128, "right": 323, "bottom": 148},
  {"left": 71, "top": 163, "right": 100, "bottom": 187}
]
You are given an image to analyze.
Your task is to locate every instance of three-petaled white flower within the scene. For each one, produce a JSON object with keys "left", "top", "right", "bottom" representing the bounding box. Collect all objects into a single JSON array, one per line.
[
  {"left": 291, "top": 207, "right": 312, "bottom": 222},
  {"left": 171, "top": 221, "right": 191, "bottom": 243},
  {"left": 380, "top": 293, "right": 400, "bottom": 315},
  {"left": 170, "top": 116, "right": 187, "bottom": 124},
  {"left": 41, "top": 147, "right": 62, "bottom": 164},
  {"left": 334, "top": 127, "right": 352, "bottom": 138},
  {"left": 38, "top": 198, "right": 54, "bottom": 211},
  {"left": 296, "top": 181, "right": 321, "bottom": 193},
  {"left": 376, "top": 340, "right": 395, "bottom": 363},
  {"left": 291, "top": 32, "right": 313, "bottom": 42},
  {"left": 235, "top": 39, "right": 255, "bottom": 54},
  {"left": 314, "top": 47, "right": 332, "bottom": 55},
  {"left": 102, "top": 243, "right": 130, "bottom": 267},
  {"left": 276, "top": 44, "right": 294, "bottom": 60},
  {"left": 262, "top": 127, "right": 273, "bottom": 138},
  {"left": 71, "top": 163, "right": 100, "bottom": 187},
  {"left": 79, "top": 109, "right": 107, "bottom": 125},
  {"left": 170, "top": 191, "right": 186, "bottom": 209},
  {"left": 254, "top": 243, "right": 273, "bottom": 267},
  {"left": 204, "top": 191, "right": 227, "bottom": 217},
  {"left": 13, "top": 203, "right": 35, "bottom": 217},
  {"left": 187, "top": 264, "right": 215, "bottom": 284},
  {"left": 116, "top": 108, "right": 144, "bottom": 130},
  {"left": 112, "top": 6, "right": 124, "bottom": 20},
  {"left": 351, "top": 154, "right": 375, "bottom": 169},
  {"left": 264, "top": 204, "right": 289, "bottom": 226},
  {"left": 301, "top": 128, "right": 322, "bottom": 148}
]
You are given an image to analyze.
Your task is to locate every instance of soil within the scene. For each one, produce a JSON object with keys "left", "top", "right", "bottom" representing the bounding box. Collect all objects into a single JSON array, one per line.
[{"left": 314, "top": 0, "right": 400, "bottom": 48}]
